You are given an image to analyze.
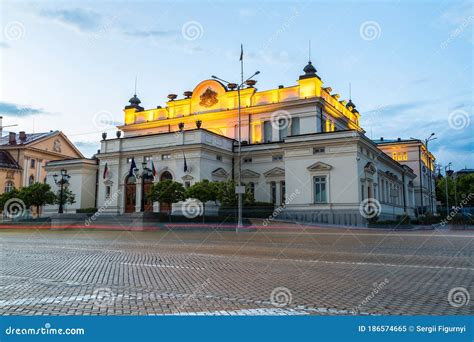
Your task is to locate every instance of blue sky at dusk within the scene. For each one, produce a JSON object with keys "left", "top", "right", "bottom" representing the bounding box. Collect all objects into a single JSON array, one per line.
[{"left": 0, "top": 0, "right": 472, "bottom": 170}]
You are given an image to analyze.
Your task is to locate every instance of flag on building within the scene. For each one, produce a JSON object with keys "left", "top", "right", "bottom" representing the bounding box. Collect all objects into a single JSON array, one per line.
[
  {"left": 128, "top": 157, "right": 137, "bottom": 177},
  {"left": 148, "top": 159, "right": 157, "bottom": 177},
  {"left": 183, "top": 152, "right": 188, "bottom": 172},
  {"left": 103, "top": 162, "right": 110, "bottom": 179},
  {"left": 239, "top": 44, "right": 243, "bottom": 61}
]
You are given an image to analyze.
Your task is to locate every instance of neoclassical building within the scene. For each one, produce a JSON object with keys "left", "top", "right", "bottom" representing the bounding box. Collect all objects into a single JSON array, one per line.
[{"left": 72, "top": 59, "right": 437, "bottom": 226}]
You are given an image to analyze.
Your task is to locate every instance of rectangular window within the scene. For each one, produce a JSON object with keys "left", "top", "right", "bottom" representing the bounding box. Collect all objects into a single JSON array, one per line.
[
  {"left": 144, "top": 156, "right": 152, "bottom": 161},
  {"left": 30, "top": 159, "right": 35, "bottom": 169},
  {"left": 313, "top": 147, "right": 325, "bottom": 154},
  {"left": 263, "top": 121, "right": 272, "bottom": 142},
  {"left": 361, "top": 184, "right": 364, "bottom": 201},
  {"left": 291, "top": 117, "right": 300, "bottom": 136},
  {"left": 272, "top": 155, "right": 283, "bottom": 162},
  {"left": 313, "top": 176, "right": 327, "bottom": 203},
  {"left": 243, "top": 158, "right": 252, "bottom": 163},
  {"left": 270, "top": 181, "right": 277, "bottom": 204},
  {"left": 126, "top": 157, "right": 133, "bottom": 163},
  {"left": 278, "top": 119, "right": 288, "bottom": 141},
  {"left": 216, "top": 155, "right": 223, "bottom": 161},
  {"left": 105, "top": 186, "right": 111, "bottom": 199},
  {"left": 280, "top": 181, "right": 286, "bottom": 204},
  {"left": 161, "top": 154, "right": 171, "bottom": 160},
  {"left": 184, "top": 181, "right": 191, "bottom": 189}
]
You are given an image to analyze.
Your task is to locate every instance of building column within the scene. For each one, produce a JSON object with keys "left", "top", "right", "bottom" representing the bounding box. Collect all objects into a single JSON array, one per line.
[
  {"left": 23, "top": 157, "right": 29, "bottom": 185},
  {"left": 135, "top": 179, "right": 142, "bottom": 213}
]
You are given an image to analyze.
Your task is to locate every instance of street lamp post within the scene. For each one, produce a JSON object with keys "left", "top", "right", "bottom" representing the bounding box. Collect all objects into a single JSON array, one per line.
[
  {"left": 424, "top": 133, "right": 437, "bottom": 213},
  {"left": 212, "top": 71, "right": 260, "bottom": 230},
  {"left": 444, "top": 162, "right": 452, "bottom": 215},
  {"left": 53, "top": 169, "right": 70, "bottom": 214}
]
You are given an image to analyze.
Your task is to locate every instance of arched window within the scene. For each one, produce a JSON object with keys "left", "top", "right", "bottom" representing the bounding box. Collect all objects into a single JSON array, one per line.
[
  {"left": 28, "top": 175, "right": 35, "bottom": 186},
  {"left": 4, "top": 181, "right": 15, "bottom": 193},
  {"left": 160, "top": 171, "right": 173, "bottom": 181}
]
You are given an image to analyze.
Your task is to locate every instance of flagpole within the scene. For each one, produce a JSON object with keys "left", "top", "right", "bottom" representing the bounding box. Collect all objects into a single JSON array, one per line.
[{"left": 237, "top": 44, "right": 244, "bottom": 230}]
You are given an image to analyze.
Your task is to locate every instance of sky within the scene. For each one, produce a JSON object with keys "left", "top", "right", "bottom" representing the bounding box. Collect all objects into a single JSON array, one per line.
[{"left": 0, "top": 0, "right": 472, "bottom": 171}]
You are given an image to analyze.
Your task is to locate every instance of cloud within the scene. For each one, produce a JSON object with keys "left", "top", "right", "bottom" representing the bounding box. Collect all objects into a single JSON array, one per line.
[
  {"left": 123, "top": 29, "right": 177, "bottom": 38},
  {"left": 0, "top": 42, "right": 10, "bottom": 49},
  {"left": 39, "top": 8, "right": 103, "bottom": 32},
  {"left": 0, "top": 102, "right": 50, "bottom": 117},
  {"left": 364, "top": 100, "right": 429, "bottom": 117}
]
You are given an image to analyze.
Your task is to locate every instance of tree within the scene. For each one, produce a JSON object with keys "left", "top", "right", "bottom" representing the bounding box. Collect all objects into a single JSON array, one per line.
[
  {"left": 149, "top": 180, "right": 185, "bottom": 215},
  {"left": 54, "top": 188, "right": 76, "bottom": 208},
  {"left": 436, "top": 173, "right": 474, "bottom": 210},
  {"left": 0, "top": 188, "right": 22, "bottom": 216},
  {"left": 19, "top": 183, "right": 56, "bottom": 217},
  {"left": 184, "top": 179, "right": 218, "bottom": 221},
  {"left": 215, "top": 180, "right": 255, "bottom": 207}
]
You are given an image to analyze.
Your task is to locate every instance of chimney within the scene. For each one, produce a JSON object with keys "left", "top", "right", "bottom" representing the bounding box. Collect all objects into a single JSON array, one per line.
[
  {"left": 19, "top": 131, "right": 27, "bottom": 142},
  {"left": 8, "top": 132, "right": 16, "bottom": 145}
]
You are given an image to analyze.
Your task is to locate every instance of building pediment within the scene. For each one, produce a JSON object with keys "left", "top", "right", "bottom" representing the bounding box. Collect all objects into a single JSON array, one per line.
[
  {"left": 241, "top": 169, "right": 260, "bottom": 179},
  {"left": 364, "top": 162, "right": 377, "bottom": 175},
  {"left": 264, "top": 167, "right": 285, "bottom": 178},
  {"left": 307, "top": 161, "right": 332, "bottom": 171},
  {"left": 181, "top": 174, "right": 194, "bottom": 181},
  {"left": 212, "top": 167, "right": 229, "bottom": 178}
]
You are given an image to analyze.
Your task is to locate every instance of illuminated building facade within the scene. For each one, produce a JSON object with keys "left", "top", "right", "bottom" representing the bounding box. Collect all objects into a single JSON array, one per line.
[
  {"left": 374, "top": 138, "right": 437, "bottom": 214},
  {"left": 95, "top": 60, "right": 422, "bottom": 225}
]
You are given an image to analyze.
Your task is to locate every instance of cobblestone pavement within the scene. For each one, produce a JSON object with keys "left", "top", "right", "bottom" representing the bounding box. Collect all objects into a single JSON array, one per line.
[{"left": 0, "top": 227, "right": 472, "bottom": 315}]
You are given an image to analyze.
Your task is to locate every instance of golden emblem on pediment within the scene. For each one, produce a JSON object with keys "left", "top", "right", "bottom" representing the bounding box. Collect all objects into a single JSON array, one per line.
[{"left": 199, "top": 88, "right": 218, "bottom": 108}]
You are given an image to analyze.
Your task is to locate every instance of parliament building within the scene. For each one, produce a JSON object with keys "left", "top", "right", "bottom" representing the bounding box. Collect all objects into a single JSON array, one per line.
[{"left": 46, "top": 59, "right": 437, "bottom": 226}]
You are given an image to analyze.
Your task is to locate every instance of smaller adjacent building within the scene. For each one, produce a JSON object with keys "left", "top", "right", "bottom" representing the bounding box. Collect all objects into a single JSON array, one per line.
[
  {"left": 374, "top": 138, "right": 436, "bottom": 215},
  {"left": 43, "top": 158, "right": 99, "bottom": 215},
  {"left": 0, "top": 129, "right": 84, "bottom": 195}
]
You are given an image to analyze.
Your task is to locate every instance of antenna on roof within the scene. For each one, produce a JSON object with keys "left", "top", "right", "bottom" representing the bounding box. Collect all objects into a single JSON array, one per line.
[{"left": 308, "top": 40, "right": 311, "bottom": 62}]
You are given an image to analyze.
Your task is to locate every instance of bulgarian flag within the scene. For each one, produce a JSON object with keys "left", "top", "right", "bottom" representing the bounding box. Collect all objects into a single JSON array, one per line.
[
  {"left": 103, "top": 162, "right": 110, "bottom": 179},
  {"left": 148, "top": 159, "right": 157, "bottom": 178}
]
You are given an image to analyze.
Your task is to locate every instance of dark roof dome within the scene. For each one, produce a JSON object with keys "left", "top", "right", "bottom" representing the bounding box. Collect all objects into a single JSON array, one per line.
[
  {"left": 125, "top": 94, "right": 144, "bottom": 111},
  {"left": 129, "top": 94, "right": 141, "bottom": 105},
  {"left": 303, "top": 61, "right": 317, "bottom": 74},
  {"left": 346, "top": 99, "right": 356, "bottom": 109},
  {"left": 299, "top": 60, "right": 320, "bottom": 80}
]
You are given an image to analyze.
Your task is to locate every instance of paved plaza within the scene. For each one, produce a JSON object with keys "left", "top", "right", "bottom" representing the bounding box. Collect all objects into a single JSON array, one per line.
[{"left": 0, "top": 226, "right": 472, "bottom": 315}]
